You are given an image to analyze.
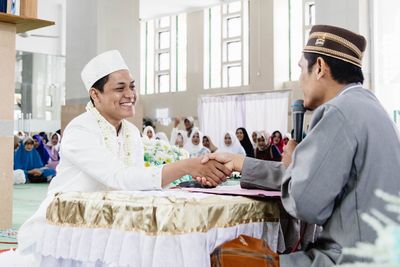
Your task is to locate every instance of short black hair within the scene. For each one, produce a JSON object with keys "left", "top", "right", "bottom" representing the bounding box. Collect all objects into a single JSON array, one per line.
[
  {"left": 90, "top": 74, "right": 109, "bottom": 105},
  {"left": 304, "top": 52, "right": 364, "bottom": 84}
]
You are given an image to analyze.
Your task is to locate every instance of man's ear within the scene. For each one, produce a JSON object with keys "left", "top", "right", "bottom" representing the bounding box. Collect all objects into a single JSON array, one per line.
[
  {"left": 315, "top": 57, "right": 327, "bottom": 80},
  {"left": 89, "top": 88, "right": 99, "bottom": 102}
]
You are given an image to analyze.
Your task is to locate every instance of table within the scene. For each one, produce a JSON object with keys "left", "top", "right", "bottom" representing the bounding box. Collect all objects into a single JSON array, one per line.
[{"left": 37, "top": 190, "right": 282, "bottom": 267}]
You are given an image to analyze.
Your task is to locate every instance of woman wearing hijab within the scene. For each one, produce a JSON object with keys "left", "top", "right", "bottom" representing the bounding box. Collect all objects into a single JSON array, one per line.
[
  {"left": 235, "top": 127, "right": 255, "bottom": 158},
  {"left": 255, "top": 131, "right": 281, "bottom": 161},
  {"left": 32, "top": 134, "right": 50, "bottom": 165},
  {"left": 202, "top": 135, "right": 218, "bottom": 153},
  {"left": 170, "top": 116, "right": 195, "bottom": 146},
  {"left": 14, "top": 137, "right": 56, "bottom": 183},
  {"left": 217, "top": 131, "right": 246, "bottom": 155},
  {"left": 184, "top": 128, "right": 210, "bottom": 158},
  {"left": 171, "top": 130, "right": 186, "bottom": 148},
  {"left": 269, "top": 130, "right": 284, "bottom": 153},
  {"left": 142, "top": 126, "right": 156, "bottom": 142},
  {"left": 46, "top": 133, "right": 61, "bottom": 170}
]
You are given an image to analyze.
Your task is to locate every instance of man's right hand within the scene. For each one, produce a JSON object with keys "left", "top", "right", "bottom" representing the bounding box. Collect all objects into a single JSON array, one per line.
[
  {"left": 189, "top": 158, "right": 231, "bottom": 187},
  {"left": 197, "top": 153, "right": 245, "bottom": 186},
  {"left": 201, "top": 152, "right": 235, "bottom": 171}
]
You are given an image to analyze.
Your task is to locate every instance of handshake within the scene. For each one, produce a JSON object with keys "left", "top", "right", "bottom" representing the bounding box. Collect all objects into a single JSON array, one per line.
[
  {"left": 189, "top": 139, "right": 297, "bottom": 187},
  {"left": 190, "top": 152, "right": 245, "bottom": 187}
]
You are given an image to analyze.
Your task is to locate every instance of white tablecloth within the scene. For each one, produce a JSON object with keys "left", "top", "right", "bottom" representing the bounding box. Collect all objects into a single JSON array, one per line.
[{"left": 37, "top": 190, "right": 282, "bottom": 267}]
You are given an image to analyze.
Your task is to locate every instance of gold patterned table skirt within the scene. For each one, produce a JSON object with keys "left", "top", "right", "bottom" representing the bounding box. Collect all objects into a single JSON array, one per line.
[{"left": 46, "top": 190, "right": 281, "bottom": 235}]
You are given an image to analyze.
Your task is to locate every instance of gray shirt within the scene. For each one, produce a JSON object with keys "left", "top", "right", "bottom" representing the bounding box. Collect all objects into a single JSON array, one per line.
[{"left": 241, "top": 84, "right": 400, "bottom": 266}]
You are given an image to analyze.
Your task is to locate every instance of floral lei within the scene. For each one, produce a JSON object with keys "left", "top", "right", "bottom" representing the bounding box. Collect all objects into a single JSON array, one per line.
[{"left": 86, "top": 101, "right": 134, "bottom": 167}]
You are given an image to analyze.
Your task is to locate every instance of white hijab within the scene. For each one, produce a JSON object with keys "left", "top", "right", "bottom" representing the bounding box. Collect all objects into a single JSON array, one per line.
[
  {"left": 218, "top": 131, "right": 246, "bottom": 155},
  {"left": 183, "top": 127, "right": 204, "bottom": 155},
  {"left": 47, "top": 132, "right": 61, "bottom": 154},
  {"left": 142, "top": 126, "right": 156, "bottom": 142}
]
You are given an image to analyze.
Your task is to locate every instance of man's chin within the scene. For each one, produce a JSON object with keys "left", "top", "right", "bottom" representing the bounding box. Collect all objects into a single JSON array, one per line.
[{"left": 121, "top": 110, "right": 135, "bottom": 118}]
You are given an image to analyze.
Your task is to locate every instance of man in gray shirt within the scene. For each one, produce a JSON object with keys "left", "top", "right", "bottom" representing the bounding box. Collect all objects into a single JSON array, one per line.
[{"left": 201, "top": 25, "right": 400, "bottom": 266}]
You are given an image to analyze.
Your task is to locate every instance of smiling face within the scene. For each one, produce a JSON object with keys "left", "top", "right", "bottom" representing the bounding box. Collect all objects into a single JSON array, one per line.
[
  {"left": 224, "top": 133, "right": 232, "bottom": 146},
  {"left": 90, "top": 70, "right": 137, "bottom": 127},
  {"left": 236, "top": 129, "right": 244, "bottom": 141},
  {"left": 51, "top": 134, "right": 59, "bottom": 145}
]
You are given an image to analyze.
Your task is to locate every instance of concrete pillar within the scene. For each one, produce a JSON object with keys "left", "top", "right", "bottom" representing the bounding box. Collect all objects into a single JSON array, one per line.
[{"left": 0, "top": 22, "right": 16, "bottom": 228}]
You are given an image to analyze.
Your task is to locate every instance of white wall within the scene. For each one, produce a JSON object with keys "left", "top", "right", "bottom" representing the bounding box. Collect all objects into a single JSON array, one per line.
[
  {"left": 16, "top": 0, "right": 65, "bottom": 56},
  {"left": 315, "top": 0, "right": 371, "bottom": 89}
]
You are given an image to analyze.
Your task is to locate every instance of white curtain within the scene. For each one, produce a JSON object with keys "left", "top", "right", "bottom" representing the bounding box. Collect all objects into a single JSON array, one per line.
[
  {"left": 245, "top": 91, "right": 289, "bottom": 136},
  {"left": 198, "top": 95, "right": 245, "bottom": 148},
  {"left": 198, "top": 91, "right": 289, "bottom": 148}
]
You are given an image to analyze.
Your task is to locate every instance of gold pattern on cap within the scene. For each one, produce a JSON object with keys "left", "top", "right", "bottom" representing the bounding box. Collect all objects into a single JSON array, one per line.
[
  {"left": 309, "top": 32, "right": 363, "bottom": 58},
  {"left": 303, "top": 46, "right": 362, "bottom": 67}
]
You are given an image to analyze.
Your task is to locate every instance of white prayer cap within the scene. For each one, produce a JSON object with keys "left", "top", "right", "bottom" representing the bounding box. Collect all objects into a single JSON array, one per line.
[{"left": 81, "top": 50, "right": 129, "bottom": 91}]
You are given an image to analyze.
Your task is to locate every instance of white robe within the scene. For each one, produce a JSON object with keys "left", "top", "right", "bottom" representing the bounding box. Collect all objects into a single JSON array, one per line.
[{"left": 6, "top": 111, "right": 163, "bottom": 265}]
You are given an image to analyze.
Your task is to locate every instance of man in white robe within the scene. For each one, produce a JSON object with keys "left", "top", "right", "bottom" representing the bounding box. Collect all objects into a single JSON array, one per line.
[
  {"left": 201, "top": 25, "right": 400, "bottom": 266},
  {"left": 0, "top": 50, "right": 230, "bottom": 266}
]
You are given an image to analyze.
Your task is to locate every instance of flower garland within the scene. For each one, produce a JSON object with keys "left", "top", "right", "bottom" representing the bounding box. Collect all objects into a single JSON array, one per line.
[
  {"left": 86, "top": 102, "right": 134, "bottom": 167},
  {"left": 339, "top": 189, "right": 400, "bottom": 267}
]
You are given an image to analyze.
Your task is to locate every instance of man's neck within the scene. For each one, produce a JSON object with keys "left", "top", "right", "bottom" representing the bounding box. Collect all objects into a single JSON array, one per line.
[
  {"left": 94, "top": 108, "right": 123, "bottom": 134},
  {"left": 105, "top": 119, "right": 122, "bottom": 134},
  {"left": 115, "top": 122, "right": 122, "bottom": 135},
  {"left": 322, "top": 81, "right": 349, "bottom": 104}
]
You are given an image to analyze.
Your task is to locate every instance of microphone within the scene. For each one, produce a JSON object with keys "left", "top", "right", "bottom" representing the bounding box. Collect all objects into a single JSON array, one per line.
[{"left": 292, "top": 100, "right": 306, "bottom": 143}]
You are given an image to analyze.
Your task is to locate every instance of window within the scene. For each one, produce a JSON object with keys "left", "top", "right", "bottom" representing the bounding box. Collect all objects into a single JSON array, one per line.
[
  {"left": 372, "top": 0, "right": 400, "bottom": 125},
  {"left": 155, "top": 108, "right": 171, "bottom": 126},
  {"left": 204, "top": 0, "right": 249, "bottom": 89},
  {"left": 304, "top": 2, "right": 315, "bottom": 44},
  {"left": 140, "top": 14, "right": 187, "bottom": 94},
  {"left": 288, "top": 0, "right": 315, "bottom": 80}
]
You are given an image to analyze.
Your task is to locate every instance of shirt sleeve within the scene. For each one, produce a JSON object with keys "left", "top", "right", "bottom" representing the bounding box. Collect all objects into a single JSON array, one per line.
[
  {"left": 281, "top": 105, "right": 357, "bottom": 225},
  {"left": 61, "top": 124, "right": 163, "bottom": 191},
  {"left": 240, "top": 157, "right": 285, "bottom": 190}
]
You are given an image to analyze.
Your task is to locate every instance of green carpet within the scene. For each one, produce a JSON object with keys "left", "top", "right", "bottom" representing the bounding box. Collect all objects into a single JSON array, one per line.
[{"left": 0, "top": 183, "right": 48, "bottom": 250}]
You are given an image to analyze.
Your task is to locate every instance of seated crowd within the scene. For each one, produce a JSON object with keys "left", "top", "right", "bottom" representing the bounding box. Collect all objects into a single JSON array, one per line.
[
  {"left": 142, "top": 117, "right": 288, "bottom": 163},
  {"left": 13, "top": 131, "right": 61, "bottom": 184}
]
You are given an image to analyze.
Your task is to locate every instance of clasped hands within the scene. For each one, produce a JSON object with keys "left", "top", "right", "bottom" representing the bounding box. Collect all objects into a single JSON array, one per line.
[{"left": 194, "top": 139, "right": 298, "bottom": 187}]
